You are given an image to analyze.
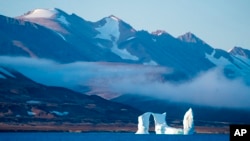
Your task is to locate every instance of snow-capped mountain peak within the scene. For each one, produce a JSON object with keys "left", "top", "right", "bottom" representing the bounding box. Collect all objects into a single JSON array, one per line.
[
  {"left": 95, "top": 16, "right": 120, "bottom": 41},
  {"left": 94, "top": 15, "right": 139, "bottom": 61},
  {"left": 18, "top": 8, "right": 71, "bottom": 33},
  {"left": 1, "top": 8, "right": 250, "bottom": 83},
  {"left": 20, "top": 8, "right": 70, "bottom": 24},
  {"left": 229, "top": 46, "right": 250, "bottom": 59},
  {"left": 151, "top": 30, "right": 168, "bottom": 36},
  {"left": 178, "top": 32, "right": 206, "bottom": 44},
  {"left": 108, "top": 15, "right": 120, "bottom": 22},
  {"left": 23, "top": 8, "right": 58, "bottom": 18}
]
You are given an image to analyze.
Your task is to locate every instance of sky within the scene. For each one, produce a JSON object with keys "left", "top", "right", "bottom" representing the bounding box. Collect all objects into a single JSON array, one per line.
[{"left": 0, "top": 0, "right": 250, "bottom": 50}]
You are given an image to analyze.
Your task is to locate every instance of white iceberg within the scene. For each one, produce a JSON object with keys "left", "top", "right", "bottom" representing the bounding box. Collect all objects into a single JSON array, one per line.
[
  {"left": 183, "top": 108, "right": 195, "bottom": 135},
  {"left": 136, "top": 108, "right": 195, "bottom": 135},
  {"left": 136, "top": 112, "right": 152, "bottom": 134}
]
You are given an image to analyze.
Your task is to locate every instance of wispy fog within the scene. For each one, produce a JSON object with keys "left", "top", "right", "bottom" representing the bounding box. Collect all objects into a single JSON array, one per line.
[
  {"left": 1, "top": 56, "right": 250, "bottom": 109},
  {"left": 0, "top": 56, "right": 169, "bottom": 90},
  {"left": 110, "top": 68, "right": 250, "bottom": 109}
]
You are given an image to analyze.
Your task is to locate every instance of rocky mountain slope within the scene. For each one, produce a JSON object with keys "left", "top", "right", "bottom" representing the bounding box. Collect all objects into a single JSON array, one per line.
[{"left": 0, "top": 67, "right": 141, "bottom": 131}]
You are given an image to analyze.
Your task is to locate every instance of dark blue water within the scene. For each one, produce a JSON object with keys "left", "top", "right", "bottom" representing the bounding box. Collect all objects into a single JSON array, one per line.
[{"left": 0, "top": 133, "right": 229, "bottom": 141}]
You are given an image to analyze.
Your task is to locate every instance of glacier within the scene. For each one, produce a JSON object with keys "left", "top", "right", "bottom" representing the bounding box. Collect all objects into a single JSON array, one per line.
[{"left": 136, "top": 108, "right": 195, "bottom": 135}]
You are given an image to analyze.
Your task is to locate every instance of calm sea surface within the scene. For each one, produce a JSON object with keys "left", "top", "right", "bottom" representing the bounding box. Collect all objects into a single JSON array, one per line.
[{"left": 0, "top": 133, "right": 229, "bottom": 141}]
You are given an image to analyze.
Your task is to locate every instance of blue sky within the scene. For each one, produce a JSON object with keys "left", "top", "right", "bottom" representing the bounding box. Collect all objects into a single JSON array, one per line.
[{"left": 1, "top": 0, "right": 250, "bottom": 50}]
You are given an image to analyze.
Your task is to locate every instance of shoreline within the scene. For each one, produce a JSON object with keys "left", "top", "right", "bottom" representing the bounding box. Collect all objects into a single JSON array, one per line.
[{"left": 0, "top": 123, "right": 229, "bottom": 134}]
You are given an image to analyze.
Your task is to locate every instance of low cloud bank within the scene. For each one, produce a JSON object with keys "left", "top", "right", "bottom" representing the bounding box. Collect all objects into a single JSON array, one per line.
[
  {"left": 110, "top": 68, "right": 250, "bottom": 109},
  {"left": 1, "top": 56, "right": 250, "bottom": 109}
]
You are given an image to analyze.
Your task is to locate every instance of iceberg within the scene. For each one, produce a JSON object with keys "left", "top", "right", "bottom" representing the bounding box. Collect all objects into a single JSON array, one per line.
[
  {"left": 135, "top": 108, "right": 195, "bottom": 135},
  {"left": 183, "top": 108, "right": 195, "bottom": 135},
  {"left": 136, "top": 112, "right": 152, "bottom": 134}
]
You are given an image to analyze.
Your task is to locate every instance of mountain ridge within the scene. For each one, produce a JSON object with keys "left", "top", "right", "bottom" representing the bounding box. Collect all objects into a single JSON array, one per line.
[
  {"left": 1, "top": 8, "right": 250, "bottom": 84},
  {"left": 1, "top": 8, "right": 250, "bottom": 83}
]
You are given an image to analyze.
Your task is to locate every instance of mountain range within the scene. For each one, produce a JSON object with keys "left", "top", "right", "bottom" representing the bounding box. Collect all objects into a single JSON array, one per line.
[
  {"left": 1, "top": 8, "right": 249, "bottom": 77},
  {"left": 1, "top": 8, "right": 250, "bottom": 132}
]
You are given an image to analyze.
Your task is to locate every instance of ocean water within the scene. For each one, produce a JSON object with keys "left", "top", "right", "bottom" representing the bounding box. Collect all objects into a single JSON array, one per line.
[{"left": 0, "top": 133, "right": 229, "bottom": 141}]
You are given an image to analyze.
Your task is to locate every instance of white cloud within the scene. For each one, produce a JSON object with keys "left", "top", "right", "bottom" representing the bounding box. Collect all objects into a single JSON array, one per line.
[
  {"left": 0, "top": 56, "right": 168, "bottom": 91},
  {"left": 1, "top": 56, "right": 250, "bottom": 109},
  {"left": 109, "top": 68, "right": 250, "bottom": 109}
]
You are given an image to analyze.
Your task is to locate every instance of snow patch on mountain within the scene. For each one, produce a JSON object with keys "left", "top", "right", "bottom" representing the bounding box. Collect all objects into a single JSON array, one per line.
[
  {"left": 24, "top": 8, "right": 57, "bottom": 18},
  {"left": 229, "top": 47, "right": 250, "bottom": 59},
  {"left": 55, "top": 32, "right": 66, "bottom": 41},
  {"left": 26, "top": 100, "right": 41, "bottom": 104},
  {"left": 206, "top": 50, "right": 232, "bottom": 66},
  {"left": 231, "top": 55, "right": 250, "bottom": 79},
  {"left": 0, "top": 67, "right": 15, "bottom": 78},
  {"left": 206, "top": 50, "right": 250, "bottom": 81},
  {"left": 112, "top": 47, "right": 139, "bottom": 61},
  {"left": 109, "top": 15, "right": 120, "bottom": 21},
  {"left": 95, "top": 17, "right": 139, "bottom": 61},
  {"left": 27, "top": 111, "right": 36, "bottom": 116},
  {"left": 126, "top": 36, "right": 136, "bottom": 41},
  {"left": 206, "top": 50, "right": 241, "bottom": 77},
  {"left": 152, "top": 30, "right": 167, "bottom": 36},
  {"left": 96, "top": 43, "right": 106, "bottom": 48},
  {"left": 178, "top": 32, "right": 206, "bottom": 44},
  {"left": 143, "top": 60, "right": 158, "bottom": 66},
  {"left": 50, "top": 111, "right": 69, "bottom": 116},
  {"left": 57, "top": 16, "right": 70, "bottom": 25},
  {"left": 227, "top": 48, "right": 233, "bottom": 52},
  {"left": 95, "top": 17, "right": 120, "bottom": 41},
  {"left": 206, "top": 50, "right": 250, "bottom": 73},
  {"left": 234, "top": 55, "right": 250, "bottom": 65}
]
